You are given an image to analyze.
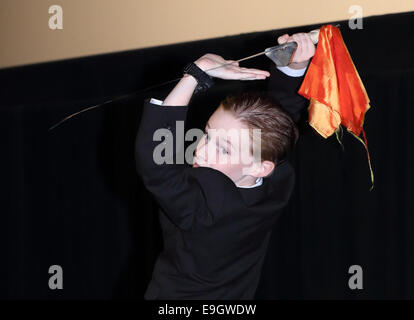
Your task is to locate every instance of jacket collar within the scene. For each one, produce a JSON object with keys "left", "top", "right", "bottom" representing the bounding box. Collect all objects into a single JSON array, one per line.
[{"left": 237, "top": 160, "right": 295, "bottom": 207}]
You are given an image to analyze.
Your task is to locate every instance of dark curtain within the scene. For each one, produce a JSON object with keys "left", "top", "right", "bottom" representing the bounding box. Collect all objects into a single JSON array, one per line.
[{"left": 1, "top": 11, "right": 413, "bottom": 299}]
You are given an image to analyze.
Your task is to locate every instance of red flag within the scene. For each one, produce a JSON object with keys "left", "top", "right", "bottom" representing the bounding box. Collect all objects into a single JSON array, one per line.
[{"left": 298, "top": 25, "right": 374, "bottom": 191}]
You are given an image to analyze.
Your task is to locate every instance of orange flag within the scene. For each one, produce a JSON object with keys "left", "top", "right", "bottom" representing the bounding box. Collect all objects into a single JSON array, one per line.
[{"left": 298, "top": 24, "right": 374, "bottom": 191}]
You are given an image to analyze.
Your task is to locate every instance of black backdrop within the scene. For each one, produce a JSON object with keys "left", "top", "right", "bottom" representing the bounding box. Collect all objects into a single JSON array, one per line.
[{"left": 1, "top": 11, "right": 413, "bottom": 299}]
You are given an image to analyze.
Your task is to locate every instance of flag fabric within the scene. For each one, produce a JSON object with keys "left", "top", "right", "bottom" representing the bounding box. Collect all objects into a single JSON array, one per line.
[{"left": 298, "top": 24, "right": 374, "bottom": 191}]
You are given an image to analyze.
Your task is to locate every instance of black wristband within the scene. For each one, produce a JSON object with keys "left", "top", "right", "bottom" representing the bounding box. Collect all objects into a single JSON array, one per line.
[{"left": 183, "top": 62, "right": 214, "bottom": 94}]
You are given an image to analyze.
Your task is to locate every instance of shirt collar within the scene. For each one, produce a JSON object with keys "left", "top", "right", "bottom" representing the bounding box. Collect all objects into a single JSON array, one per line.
[{"left": 236, "top": 176, "right": 263, "bottom": 188}]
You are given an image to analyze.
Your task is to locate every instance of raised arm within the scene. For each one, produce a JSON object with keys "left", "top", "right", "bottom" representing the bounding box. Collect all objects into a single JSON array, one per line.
[
  {"left": 162, "top": 53, "right": 270, "bottom": 106},
  {"left": 135, "top": 54, "right": 270, "bottom": 230},
  {"left": 267, "top": 32, "right": 315, "bottom": 123}
]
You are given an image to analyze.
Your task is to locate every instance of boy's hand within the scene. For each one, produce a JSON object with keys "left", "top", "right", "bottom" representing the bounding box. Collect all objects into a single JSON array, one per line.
[
  {"left": 194, "top": 53, "right": 270, "bottom": 80},
  {"left": 277, "top": 33, "right": 315, "bottom": 69}
]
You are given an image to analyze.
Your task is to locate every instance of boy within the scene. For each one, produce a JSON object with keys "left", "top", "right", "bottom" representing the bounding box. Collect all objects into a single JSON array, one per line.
[{"left": 136, "top": 33, "right": 314, "bottom": 299}]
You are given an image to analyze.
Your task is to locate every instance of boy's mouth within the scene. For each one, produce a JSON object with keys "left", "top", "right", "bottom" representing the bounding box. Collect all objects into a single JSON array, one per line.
[{"left": 193, "top": 162, "right": 200, "bottom": 168}]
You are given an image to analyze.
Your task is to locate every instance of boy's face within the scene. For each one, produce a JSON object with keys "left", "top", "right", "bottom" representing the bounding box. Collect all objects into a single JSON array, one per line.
[{"left": 193, "top": 105, "right": 259, "bottom": 184}]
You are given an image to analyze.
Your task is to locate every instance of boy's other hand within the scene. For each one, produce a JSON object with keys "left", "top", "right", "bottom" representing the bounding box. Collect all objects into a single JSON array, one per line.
[
  {"left": 277, "top": 32, "right": 315, "bottom": 69},
  {"left": 194, "top": 53, "right": 270, "bottom": 81}
]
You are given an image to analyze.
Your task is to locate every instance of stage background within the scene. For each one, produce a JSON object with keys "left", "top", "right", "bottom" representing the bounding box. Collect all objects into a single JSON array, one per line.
[
  {"left": 1, "top": 0, "right": 414, "bottom": 69},
  {"left": 1, "top": 11, "right": 413, "bottom": 299}
]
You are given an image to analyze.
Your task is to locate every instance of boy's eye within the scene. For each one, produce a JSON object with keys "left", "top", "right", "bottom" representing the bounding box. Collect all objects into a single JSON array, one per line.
[
  {"left": 220, "top": 146, "right": 229, "bottom": 155},
  {"left": 203, "top": 129, "right": 229, "bottom": 155}
]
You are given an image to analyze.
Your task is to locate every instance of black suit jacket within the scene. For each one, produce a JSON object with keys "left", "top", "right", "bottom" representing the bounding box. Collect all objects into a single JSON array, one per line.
[{"left": 135, "top": 64, "right": 307, "bottom": 299}]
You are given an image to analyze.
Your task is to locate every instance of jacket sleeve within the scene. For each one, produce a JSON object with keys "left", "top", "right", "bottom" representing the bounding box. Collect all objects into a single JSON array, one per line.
[
  {"left": 135, "top": 98, "right": 235, "bottom": 231},
  {"left": 266, "top": 63, "right": 309, "bottom": 123}
]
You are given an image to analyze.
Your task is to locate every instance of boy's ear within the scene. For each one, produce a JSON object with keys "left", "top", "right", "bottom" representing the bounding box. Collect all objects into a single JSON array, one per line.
[{"left": 253, "top": 160, "right": 275, "bottom": 178}]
